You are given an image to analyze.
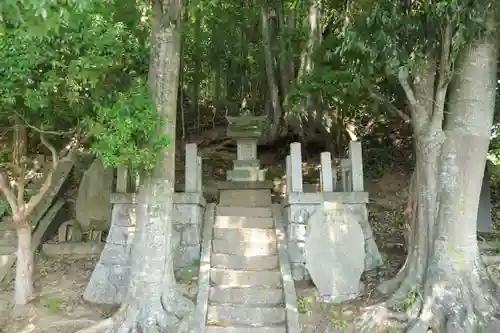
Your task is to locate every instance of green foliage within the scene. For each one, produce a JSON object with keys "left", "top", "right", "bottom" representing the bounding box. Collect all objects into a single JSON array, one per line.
[
  {"left": 46, "top": 295, "right": 58, "bottom": 312},
  {"left": 0, "top": 199, "right": 10, "bottom": 217},
  {"left": 0, "top": 0, "right": 89, "bottom": 35},
  {"left": 296, "top": 296, "right": 309, "bottom": 314},
  {"left": 89, "top": 81, "right": 171, "bottom": 172},
  {"left": 0, "top": 0, "right": 168, "bottom": 173}
]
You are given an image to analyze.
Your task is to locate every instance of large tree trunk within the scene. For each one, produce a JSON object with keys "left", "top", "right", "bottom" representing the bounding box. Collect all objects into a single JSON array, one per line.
[
  {"left": 77, "top": 0, "right": 194, "bottom": 332},
  {"left": 357, "top": 13, "right": 500, "bottom": 333}
]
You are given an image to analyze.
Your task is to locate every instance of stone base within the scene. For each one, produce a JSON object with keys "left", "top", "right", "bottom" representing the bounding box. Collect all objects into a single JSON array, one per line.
[
  {"left": 42, "top": 242, "right": 104, "bottom": 259},
  {"left": 218, "top": 181, "right": 274, "bottom": 190},
  {"left": 227, "top": 168, "right": 266, "bottom": 182}
]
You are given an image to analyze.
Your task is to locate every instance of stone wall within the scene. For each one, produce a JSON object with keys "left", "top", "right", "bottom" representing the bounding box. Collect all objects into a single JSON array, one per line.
[
  {"left": 172, "top": 193, "right": 206, "bottom": 271},
  {"left": 84, "top": 192, "right": 205, "bottom": 305}
]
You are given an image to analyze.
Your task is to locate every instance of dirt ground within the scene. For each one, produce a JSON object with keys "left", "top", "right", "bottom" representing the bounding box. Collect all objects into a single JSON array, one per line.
[{"left": 0, "top": 163, "right": 498, "bottom": 333}]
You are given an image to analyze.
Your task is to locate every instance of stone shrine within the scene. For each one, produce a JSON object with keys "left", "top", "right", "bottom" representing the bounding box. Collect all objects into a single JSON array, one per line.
[{"left": 225, "top": 116, "right": 267, "bottom": 182}]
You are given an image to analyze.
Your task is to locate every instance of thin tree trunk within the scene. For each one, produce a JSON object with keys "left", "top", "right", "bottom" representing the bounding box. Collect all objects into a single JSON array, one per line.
[
  {"left": 14, "top": 223, "right": 34, "bottom": 305},
  {"left": 192, "top": 9, "right": 201, "bottom": 132},
  {"left": 260, "top": 7, "right": 282, "bottom": 141}
]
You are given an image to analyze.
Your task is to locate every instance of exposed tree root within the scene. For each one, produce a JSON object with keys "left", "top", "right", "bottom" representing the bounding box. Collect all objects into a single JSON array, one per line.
[
  {"left": 356, "top": 266, "right": 500, "bottom": 333},
  {"left": 76, "top": 286, "right": 195, "bottom": 333}
]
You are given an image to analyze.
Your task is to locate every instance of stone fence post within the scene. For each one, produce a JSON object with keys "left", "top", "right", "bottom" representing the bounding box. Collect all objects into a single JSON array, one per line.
[
  {"left": 290, "top": 142, "right": 303, "bottom": 193},
  {"left": 320, "top": 152, "right": 333, "bottom": 192},
  {"left": 349, "top": 141, "right": 364, "bottom": 192},
  {"left": 185, "top": 143, "right": 202, "bottom": 193}
]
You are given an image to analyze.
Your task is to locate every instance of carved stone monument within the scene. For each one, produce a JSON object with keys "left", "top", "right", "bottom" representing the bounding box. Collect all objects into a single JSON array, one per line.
[
  {"left": 75, "top": 159, "right": 113, "bottom": 232},
  {"left": 305, "top": 201, "right": 365, "bottom": 303}
]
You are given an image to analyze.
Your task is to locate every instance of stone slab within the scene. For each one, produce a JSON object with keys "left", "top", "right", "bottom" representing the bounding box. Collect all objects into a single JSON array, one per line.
[
  {"left": 42, "top": 242, "right": 104, "bottom": 258},
  {"left": 283, "top": 191, "right": 369, "bottom": 205},
  {"left": 210, "top": 268, "right": 282, "bottom": 287},
  {"left": 220, "top": 189, "right": 272, "bottom": 207},
  {"left": 209, "top": 286, "right": 283, "bottom": 306},
  {"left": 211, "top": 253, "right": 279, "bottom": 271},
  {"left": 75, "top": 159, "right": 113, "bottom": 230},
  {"left": 214, "top": 216, "right": 274, "bottom": 229},
  {"left": 218, "top": 181, "right": 273, "bottom": 190},
  {"left": 217, "top": 206, "right": 272, "bottom": 218},
  {"left": 234, "top": 160, "right": 260, "bottom": 169},
  {"left": 213, "top": 228, "right": 276, "bottom": 243},
  {"left": 110, "top": 192, "right": 206, "bottom": 206},
  {"left": 305, "top": 202, "right": 365, "bottom": 302},
  {"left": 212, "top": 239, "right": 277, "bottom": 256},
  {"left": 206, "top": 327, "right": 286, "bottom": 333},
  {"left": 207, "top": 306, "right": 285, "bottom": 326}
]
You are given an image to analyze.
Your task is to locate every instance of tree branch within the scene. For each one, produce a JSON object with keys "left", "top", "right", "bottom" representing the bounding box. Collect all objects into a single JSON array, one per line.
[
  {"left": 431, "top": 23, "right": 452, "bottom": 131},
  {"left": 0, "top": 173, "right": 18, "bottom": 213},
  {"left": 23, "top": 131, "right": 59, "bottom": 218},
  {"left": 398, "top": 67, "right": 418, "bottom": 109},
  {"left": 369, "top": 92, "right": 411, "bottom": 123},
  {"left": 13, "top": 110, "right": 75, "bottom": 136}
]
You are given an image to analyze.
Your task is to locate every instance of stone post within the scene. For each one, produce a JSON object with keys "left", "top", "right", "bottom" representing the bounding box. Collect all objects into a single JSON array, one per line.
[
  {"left": 320, "top": 152, "right": 333, "bottom": 192},
  {"left": 185, "top": 143, "right": 198, "bottom": 192},
  {"left": 290, "top": 142, "right": 303, "bottom": 193},
  {"left": 196, "top": 156, "right": 202, "bottom": 193},
  {"left": 286, "top": 155, "right": 292, "bottom": 194},
  {"left": 116, "top": 166, "right": 128, "bottom": 193},
  {"left": 349, "top": 141, "right": 364, "bottom": 191}
]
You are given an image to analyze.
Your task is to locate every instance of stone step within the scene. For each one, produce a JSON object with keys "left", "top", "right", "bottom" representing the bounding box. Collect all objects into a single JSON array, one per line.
[
  {"left": 210, "top": 268, "right": 282, "bottom": 287},
  {"left": 211, "top": 254, "right": 279, "bottom": 271},
  {"left": 214, "top": 216, "right": 274, "bottom": 229},
  {"left": 213, "top": 228, "right": 276, "bottom": 243},
  {"left": 206, "top": 326, "right": 286, "bottom": 333},
  {"left": 209, "top": 286, "right": 283, "bottom": 306},
  {"left": 219, "top": 190, "right": 272, "bottom": 207},
  {"left": 207, "top": 305, "right": 286, "bottom": 326},
  {"left": 212, "top": 239, "right": 277, "bottom": 256},
  {"left": 0, "top": 244, "right": 16, "bottom": 255},
  {"left": 0, "top": 229, "right": 16, "bottom": 241},
  {"left": 233, "top": 160, "right": 260, "bottom": 169},
  {"left": 217, "top": 206, "right": 273, "bottom": 218},
  {"left": 0, "top": 238, "right": 16, "bottom": 247}
]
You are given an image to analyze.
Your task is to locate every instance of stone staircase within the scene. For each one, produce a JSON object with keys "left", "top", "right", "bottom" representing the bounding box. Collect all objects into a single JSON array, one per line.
[{"left": 205, "top": 189, "right": 287, "bottom": 333}]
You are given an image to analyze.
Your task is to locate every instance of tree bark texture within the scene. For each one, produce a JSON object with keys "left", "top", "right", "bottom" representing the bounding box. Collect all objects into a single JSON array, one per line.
[{"left": 357, "top": 13, "right": 500, "bottom": 333}]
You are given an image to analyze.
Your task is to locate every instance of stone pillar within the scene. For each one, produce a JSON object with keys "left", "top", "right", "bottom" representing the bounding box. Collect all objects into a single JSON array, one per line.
[
  {"left": 320, "top": 152, "right": 333, "bottom": 192},
  {"left": 286, "top": 155, "right": 292, "bottom": 195},
  {"left": 116, "top": 166, "right": 128, "bottom": 193},
  {"left": 349, "top": 141, "right": 364, "bottom": 191},
  {"left": 185, "top": 143, "right": 198, "bottom": 192},
  {"left": 290, "top": 142, "right": 303, "bottom": 193},
  {"left": 196, "top": 156, "right": 203, "bottom": 193}
]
